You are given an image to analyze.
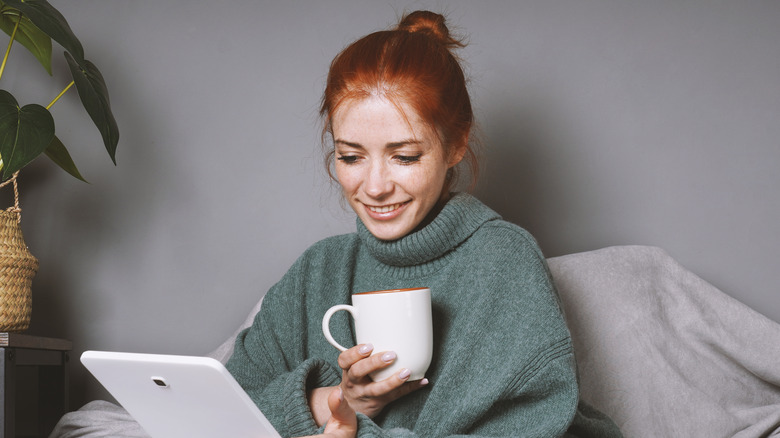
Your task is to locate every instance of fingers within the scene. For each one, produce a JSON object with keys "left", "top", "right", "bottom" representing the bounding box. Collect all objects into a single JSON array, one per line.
[
  {"left": 344, "top": 350, "right": 399, "bottom": 382},
  {"left": 337, "top": 343, "right": 374, "bottom": 371},
  {"left": 343, "top": 361, "right": 429, "bottom": 404},
  {"left": 338, "top": 344, "right": 430, "bottom": 390},
  {"left": 336, "top": 344, "right": 430, "bottom": 419},
  {"left": 366, "top": 371, "right": 429, "bottom": 399},
  {"left": 339, "top": 344, "right": 409, "bottom": 383}
]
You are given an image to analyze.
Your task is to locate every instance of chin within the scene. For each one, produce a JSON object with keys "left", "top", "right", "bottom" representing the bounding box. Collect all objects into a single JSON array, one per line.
[{"left": 370, "top": 230, "right": 402, "bottom": 241}]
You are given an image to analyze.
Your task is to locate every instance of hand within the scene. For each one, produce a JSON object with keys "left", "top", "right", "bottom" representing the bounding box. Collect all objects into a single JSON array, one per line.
[
  {"left": 337, "top": 344, "right": 428, "bottom": 419},
  {"left": 301, "top": 388, "right": 356, "bottom": 438}
]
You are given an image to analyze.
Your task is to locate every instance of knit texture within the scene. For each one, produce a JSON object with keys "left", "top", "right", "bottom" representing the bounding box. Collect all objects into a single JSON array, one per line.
[{"left": 226, "top": 193, "right": 621, "bottom": 437}]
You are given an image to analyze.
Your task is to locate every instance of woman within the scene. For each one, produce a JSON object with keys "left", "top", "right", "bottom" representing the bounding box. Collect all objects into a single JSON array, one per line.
[{"left": 226, "top": 10, "right": 622, "bottom": 438}]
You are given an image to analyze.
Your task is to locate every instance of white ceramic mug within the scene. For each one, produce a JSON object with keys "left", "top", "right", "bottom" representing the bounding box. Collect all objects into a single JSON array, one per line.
[{"left": 322, "top": 287, "right": 433, "bottom": 381}]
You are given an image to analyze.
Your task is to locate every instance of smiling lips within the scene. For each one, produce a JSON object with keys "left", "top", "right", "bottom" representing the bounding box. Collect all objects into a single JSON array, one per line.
[{"left": 365, "top": 201, "right": 409, "bottom": 218}]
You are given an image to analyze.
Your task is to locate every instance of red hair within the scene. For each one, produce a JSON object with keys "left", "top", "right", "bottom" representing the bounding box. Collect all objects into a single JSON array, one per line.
[{"left": 321, "top": 10, "right": 478, "bottom": 190}]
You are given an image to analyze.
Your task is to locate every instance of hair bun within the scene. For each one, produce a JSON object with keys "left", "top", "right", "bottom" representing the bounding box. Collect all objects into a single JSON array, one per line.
[{"left": 397, "top": 10, "right": 464, "bottom": 48}]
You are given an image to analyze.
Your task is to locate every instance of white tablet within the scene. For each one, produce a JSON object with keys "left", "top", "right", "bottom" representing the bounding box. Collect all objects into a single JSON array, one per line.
[{"left": 81, "top": 351, "right": 281, "bottom": 438}]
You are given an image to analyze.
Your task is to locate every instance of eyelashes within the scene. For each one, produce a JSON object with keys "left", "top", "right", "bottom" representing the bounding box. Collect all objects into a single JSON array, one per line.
[
  {"left": 336, "top": 154, "right": 422, "bottom": 165},
  {"left": 397, "top": 154, "right": 422, "bottom": 164},
  {"left": 336, "top": 155, "right": 359, "bottom": 164}
]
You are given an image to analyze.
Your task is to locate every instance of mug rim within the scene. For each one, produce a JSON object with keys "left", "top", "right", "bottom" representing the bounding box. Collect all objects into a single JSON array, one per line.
[{"left": 354, "top": 287, "right": 429, "bottom": 295}]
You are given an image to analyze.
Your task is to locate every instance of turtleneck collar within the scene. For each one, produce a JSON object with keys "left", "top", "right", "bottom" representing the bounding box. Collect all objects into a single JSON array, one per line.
[{"left": 356, "top": 193, "right": 501, "bottom": 267}]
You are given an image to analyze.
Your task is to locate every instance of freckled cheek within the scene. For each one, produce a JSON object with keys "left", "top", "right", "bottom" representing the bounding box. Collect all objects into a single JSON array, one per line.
[
  {"left": 400, "top": 169, "right": 443, "bottom": 196},
  {"left": 335, "top": 167, "right": 364, "bottom": 194}
]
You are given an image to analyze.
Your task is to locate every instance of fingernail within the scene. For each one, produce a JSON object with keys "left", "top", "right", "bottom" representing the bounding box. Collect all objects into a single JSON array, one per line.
[
  {"left": 359, "top": 344, "right": 373, "bottom": 355},
  {"left": 381, "top": 351, "right": 397, "bottom": 362},
  {"left": 420, "top": 378, "right": 429, "bottom": 385},
  {"left": 398, "top": 368, "right": 411, "bottom": 380}
]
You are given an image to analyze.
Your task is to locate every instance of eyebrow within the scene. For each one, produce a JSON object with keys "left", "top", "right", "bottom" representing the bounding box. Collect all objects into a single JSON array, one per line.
[{"left": 334, "top": 139, "right": 423, "bottom": 149}]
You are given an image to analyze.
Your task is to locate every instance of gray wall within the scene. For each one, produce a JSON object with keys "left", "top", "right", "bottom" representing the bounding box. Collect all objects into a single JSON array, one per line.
[{"left": 7, "top": 1, "right": 778, "bottom": 407}]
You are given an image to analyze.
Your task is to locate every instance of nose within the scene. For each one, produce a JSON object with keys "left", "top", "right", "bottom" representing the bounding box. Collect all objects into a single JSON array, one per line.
[{"left": 363, "top": 160, "right": 394, "bottom": 199}]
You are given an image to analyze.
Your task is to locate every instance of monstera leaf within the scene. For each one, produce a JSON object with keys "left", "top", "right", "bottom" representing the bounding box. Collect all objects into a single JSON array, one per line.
[{"left": 0, "top": 89, "right": 54, "bottom": 179}]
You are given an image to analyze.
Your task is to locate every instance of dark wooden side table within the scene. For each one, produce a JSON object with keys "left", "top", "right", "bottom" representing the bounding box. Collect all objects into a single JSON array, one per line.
[{"left": 0, "top": 333, "right": 71, "bottom": 438}]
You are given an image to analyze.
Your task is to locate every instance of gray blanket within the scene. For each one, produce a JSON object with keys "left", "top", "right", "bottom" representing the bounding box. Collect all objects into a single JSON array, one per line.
[
  {"left": 50, "top": 245, "right": 780, "bottom": 437},
  {"left": 550, "top": 246, "right": 780, "bottom": 437}
]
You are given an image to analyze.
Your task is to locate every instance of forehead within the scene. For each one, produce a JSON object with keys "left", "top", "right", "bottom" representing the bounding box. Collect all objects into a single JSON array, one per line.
[{"left": 332, "top": 96, "right": 431, "bottom": 140}]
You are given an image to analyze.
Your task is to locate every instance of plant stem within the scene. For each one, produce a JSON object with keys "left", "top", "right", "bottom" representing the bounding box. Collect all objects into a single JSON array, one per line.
[
  {"left": 47, "top": 81, "right": 75, "bottom": 110},
  {"left": 0, "top": 15, "right": 21, "bottom": 82}
]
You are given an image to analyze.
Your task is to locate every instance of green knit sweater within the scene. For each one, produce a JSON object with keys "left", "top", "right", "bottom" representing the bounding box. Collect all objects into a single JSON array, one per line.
[{"left": 226, "top": 193, "right": 621, "bottom": 437}]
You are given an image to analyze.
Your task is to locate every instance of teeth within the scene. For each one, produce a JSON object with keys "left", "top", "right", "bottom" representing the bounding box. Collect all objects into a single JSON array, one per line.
[{"left": 368, "top": 203, "right": 402, "bottom": 213}]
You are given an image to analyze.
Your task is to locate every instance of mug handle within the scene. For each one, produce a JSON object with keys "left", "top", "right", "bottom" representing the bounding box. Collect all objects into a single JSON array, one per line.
[{"left": 322, "top": 304, "right": 356, "bottom": 352}]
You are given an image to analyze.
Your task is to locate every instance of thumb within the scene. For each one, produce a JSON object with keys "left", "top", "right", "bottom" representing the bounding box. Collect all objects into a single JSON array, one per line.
[
  {"left": 328, "top": 387, "right": 354, "bottom": 422},
  {"left": 324, "top": 387, "right": 357, "bottom": 434}
]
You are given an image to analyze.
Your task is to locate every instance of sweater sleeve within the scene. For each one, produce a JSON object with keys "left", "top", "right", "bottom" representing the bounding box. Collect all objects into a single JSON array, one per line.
[
  {"left": 339, "top": 346, "right": 579, "bottom": 438},
  {"left": 226, "top": 273, "right": 342, "bottom": 438}
]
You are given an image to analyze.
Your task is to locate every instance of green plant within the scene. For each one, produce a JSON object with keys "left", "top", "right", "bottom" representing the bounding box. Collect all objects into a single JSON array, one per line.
[{"left": 0, "top": 0, "right": 118, "bottom": 182}]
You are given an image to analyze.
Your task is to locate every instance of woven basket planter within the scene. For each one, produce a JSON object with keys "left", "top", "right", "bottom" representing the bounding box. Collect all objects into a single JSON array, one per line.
[{"left": 0, "top": 174, "right": 38, "bottom": 332}]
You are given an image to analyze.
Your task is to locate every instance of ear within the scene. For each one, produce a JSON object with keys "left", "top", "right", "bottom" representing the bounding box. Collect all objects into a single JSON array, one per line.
[{"left": 447, "top": 134, "right": 469, "bottom": 168}]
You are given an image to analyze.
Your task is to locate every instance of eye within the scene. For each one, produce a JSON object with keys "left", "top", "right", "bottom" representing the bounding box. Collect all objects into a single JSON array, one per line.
[
  {"left": 336, "top": 155, "right": 360, "bottom": 164},
  {"left": 396, "top": 154, "right": 422, "bottom": 164}
]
